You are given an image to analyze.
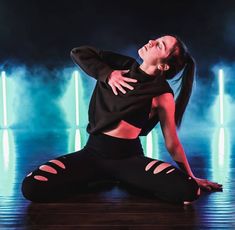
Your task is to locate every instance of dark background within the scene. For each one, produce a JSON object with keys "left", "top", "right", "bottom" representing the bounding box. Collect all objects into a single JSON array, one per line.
[
  {"left": 0, "top": 0, "right": 234, "bottom": 133},
  {"left": 1, "top": 0, "right": 235, "bottom": 78}
]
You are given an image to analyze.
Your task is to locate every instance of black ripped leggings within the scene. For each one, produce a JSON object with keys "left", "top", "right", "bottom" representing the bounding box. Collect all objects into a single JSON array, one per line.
[{"left": 21, "top": 133, "right": 200, "bottom": 204}]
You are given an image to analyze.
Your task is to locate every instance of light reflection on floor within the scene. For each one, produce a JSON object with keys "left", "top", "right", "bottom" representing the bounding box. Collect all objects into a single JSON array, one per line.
[
  {"left": 0, "top": 129, "right": 16, "bottom": 197},
  {"left": 211, "top": 127, "right": 231, "bottom": 184}
]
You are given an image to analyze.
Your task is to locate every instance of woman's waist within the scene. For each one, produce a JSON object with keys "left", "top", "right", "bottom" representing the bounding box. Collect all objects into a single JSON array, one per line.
[
  {"left": 85, "top": 131, "right": 144, "bottom": 159},
  {"left": 102, "top": 120, "right": 142, "bottom": 139}
]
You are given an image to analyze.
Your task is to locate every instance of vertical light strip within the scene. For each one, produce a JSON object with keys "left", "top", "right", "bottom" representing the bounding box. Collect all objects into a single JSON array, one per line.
[
  {"left": 1, "top": 71, "right": 8, "bottom": 127},
  {"left": 219, "top": 69, "right": 224, "bottom": 126},
  {"left": 0, "top": 129, "right": 16, "bottom": 197},
  {"left": 146, "top": 131, "right": 153, "bottom": 157},
  {"left": 3, "top": 129, "right": 10, "bottom": 171},
  {"left": 74, "top": 70, "right": 80, "bottom": 127},
  {"left": 75, "top": 128, "right": 81, "bottom": 151},
  {"left": 211, "top": 67, "right": 231, "bottom": 190},
  {"left": 218, "top": 127, "right": 224, "bottom": 166}
]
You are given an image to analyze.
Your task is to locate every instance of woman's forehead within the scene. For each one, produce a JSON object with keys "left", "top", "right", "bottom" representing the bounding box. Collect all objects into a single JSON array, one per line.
[{"left": 156, "top": 36, "right": 177, "bottom": 50}]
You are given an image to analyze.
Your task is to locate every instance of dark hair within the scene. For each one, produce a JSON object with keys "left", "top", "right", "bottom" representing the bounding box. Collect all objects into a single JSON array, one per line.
[{"left": 162, "top": 35, "right": 196, "bottom": 129}]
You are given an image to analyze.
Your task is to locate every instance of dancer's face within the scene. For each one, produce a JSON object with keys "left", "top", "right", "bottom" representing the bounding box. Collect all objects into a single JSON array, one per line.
[{"left": 138, "top": 35, "right": 177, "bottom": 66}]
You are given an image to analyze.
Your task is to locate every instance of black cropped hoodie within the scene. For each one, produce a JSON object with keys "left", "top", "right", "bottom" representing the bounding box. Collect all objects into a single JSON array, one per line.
[{"left": 70, "top": 46, "right": 174, "bottom": 136}]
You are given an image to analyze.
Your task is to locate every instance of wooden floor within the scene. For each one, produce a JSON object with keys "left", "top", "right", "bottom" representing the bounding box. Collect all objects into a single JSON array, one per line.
[{"left": 0, "top": 127, "right": 234, "bottom": 229}]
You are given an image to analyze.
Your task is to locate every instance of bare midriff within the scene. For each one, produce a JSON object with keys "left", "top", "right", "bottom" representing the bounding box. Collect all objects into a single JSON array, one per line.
[
  {"left": 102, "top": 120, "right": 142, "bottom": 139},
  {"left": 102, "top": 96, "right": 159, "bottom": 139}
]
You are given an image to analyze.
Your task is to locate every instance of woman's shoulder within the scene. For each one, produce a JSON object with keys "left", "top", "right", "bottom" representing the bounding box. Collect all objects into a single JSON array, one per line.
[{"left": 157, "top": 93, "right": 175, "bottom": 110}]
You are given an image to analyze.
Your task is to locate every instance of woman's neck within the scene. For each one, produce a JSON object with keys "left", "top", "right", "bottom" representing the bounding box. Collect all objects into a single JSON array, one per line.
[{"left": 139, "top": 63, "right": 159, "bottom": 77}]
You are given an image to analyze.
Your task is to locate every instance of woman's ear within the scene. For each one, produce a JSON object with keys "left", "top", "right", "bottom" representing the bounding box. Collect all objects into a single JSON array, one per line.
[{"left": 157, "top": 63, "right": 170, "bottom": 71}]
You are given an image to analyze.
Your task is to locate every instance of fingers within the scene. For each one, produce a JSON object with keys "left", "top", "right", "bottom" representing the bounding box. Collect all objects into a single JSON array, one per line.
[
  {"left": 121, "top": 69, "right": 130, "bottom": 74},
  {"left": 110, "top": 85, "right": 118, "bottom": 96},
  {"left": 122, "top": 77, "right": 138, "bottom": 83},
  {"left": 195, "top": 177, "right": 223, "bottom": 193},
  {"left": 114, "top": 83, "right": 127, "bottom": 94},
  {"left": 212, "top": 183, "right": 223, "bottom": 191},
  {"left": 120, "top": 81, "right": 134, "bottom": 90},
  {"left": 208, "top": 181, "right": 223, "bottom": 191},
  {"left": 117, "top": 75, "right": 138, "bottom": 92},
  {"left": 200, "top": 180, "right": 223, "bottom": 192},
  {"left": 110, "top": 80, "right": 137, "bottom": 95},
  {"left": 112, "top": 80, "right": 136, "bottom": 95},
  {"left": 108, "top": 69, "right": 138, "bottom": 95}
]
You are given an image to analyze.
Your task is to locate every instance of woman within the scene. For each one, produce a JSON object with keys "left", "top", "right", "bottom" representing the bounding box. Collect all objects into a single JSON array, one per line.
[{"left": 21, "top": 35, "right": 223, "bottom": 204}]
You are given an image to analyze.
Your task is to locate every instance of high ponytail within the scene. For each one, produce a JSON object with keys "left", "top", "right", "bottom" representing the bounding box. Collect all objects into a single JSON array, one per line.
[
  {"left": 174, "top": 55, "right": 195, "bottom": 128},
  {"left": 162, "top": 35, "right": 196, "bottom": 129}
]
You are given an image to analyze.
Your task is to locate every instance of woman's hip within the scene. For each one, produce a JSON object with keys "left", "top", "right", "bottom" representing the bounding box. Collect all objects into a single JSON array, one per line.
[{"left": 84, "top": 133, "right": 144, "bottom": 159}]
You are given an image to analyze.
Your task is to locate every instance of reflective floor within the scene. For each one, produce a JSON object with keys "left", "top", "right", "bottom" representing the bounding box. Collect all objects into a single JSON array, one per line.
[{"left": 0, "top": 126, "right": 234, "bottom": 229}]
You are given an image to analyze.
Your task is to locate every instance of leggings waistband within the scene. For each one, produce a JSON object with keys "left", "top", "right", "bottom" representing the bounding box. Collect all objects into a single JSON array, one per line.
[{"left": 85, "top": 133, "right": 144, "bottom": 159}]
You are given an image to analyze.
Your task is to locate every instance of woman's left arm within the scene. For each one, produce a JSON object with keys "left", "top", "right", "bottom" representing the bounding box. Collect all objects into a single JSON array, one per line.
[{"left": 157, "top": 93, "right": 223, "bottom": 192}]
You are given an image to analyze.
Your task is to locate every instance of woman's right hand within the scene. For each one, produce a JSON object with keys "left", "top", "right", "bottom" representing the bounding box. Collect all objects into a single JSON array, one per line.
[{"left": 107, "top": 70, "right": 138, "bottom": 95}]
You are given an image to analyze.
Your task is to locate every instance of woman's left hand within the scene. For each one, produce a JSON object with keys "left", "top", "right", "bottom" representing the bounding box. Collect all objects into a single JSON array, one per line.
[{"left": 193, "top": 177, "right": 223, "bottom": 192}]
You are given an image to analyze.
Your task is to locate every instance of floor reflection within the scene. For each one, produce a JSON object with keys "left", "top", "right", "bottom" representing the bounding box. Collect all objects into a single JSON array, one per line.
[
  {"left": 211, "top": 127, "right": 231, "bottom": 184},
  {"left": 0, "top": 129, "right": 16, "bottom": 197}
]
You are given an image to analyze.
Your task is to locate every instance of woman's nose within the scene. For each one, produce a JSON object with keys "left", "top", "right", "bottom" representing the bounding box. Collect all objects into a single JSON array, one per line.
[{"left": 148, "top": 40, "right": 154, "bottom": 47}]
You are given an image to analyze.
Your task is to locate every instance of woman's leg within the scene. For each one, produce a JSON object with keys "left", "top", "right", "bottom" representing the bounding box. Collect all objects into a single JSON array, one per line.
[
  {"left": 99, "top": 155, "right": 200, "bottom": 204},
  {"left": 21, "top": 147, "right": 105, "bottom": 202}
]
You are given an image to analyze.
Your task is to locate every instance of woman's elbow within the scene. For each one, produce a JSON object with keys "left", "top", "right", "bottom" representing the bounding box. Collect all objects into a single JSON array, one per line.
[
  {"left": 70, "top": 47, "right": 79, "bottom": 58},
  {"left": 70, "top": 46, "right": 94, "bottom": 64},
  {"left": 165, "top": 141, "right": 181, "bottom": 155},
  {"left": 70, "top": 47, "right": 83, "bottom": 66}
]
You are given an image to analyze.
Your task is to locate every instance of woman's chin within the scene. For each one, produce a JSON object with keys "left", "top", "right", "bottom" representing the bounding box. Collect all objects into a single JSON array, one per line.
[{"left": 138, "top": 48, "right": 144, "bottom": 59}]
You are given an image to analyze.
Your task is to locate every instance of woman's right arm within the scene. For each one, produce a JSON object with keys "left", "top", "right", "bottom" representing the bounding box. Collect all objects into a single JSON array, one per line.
[
  {"left": 70, "top": 46, "right": 135, "bottom": 83},
  {"left": 70, "top": 46, "right": 138, "bottom": 94}
]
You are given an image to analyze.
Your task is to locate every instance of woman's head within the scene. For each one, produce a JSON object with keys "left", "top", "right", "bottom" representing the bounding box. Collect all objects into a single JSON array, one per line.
[
  {"left": 138, "top": 35, "right": 177, "bottom": 72},
  {"left": 138, "top": 35, "right": 192, "bottom": 77},
  {"left": 139, "top": 35, "right": 196, "bottom": 128}
]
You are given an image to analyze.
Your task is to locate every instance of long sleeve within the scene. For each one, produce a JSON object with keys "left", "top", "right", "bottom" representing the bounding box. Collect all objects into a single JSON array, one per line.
[{"left": 70, "top": 46, "right": 136, "bottom": 83}]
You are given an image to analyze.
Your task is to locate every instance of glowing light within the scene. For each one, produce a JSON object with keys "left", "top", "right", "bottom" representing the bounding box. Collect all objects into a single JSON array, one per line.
[
  {"left": 219, "top": 69, "right": 224, "bottom": 126},
  {"left": 74, "top": 70, "right": 80, "bottom": 126},
  {"left": 218, "top": 127, "right": 225, "bottom": 166},
  {"left": 1, "top": 71, "right": 8, "bottom": 127},
  {"left": 211, "top": 127, "right": 231, "bottom": 184},
  {"left": 146, "top": 131, "right": 153, "bottom": 157},
  {"left": 2, "top": 129, "right": 10, "bottom": 170},
  {"left": 61, "top": 69, "right": 90, "bottom": 129},
  {"left": 0, "top": 129, "right": 16, "bottom": 196},
  {"left": 75, "top": 128, "right": 81, "bottom": 151},
  {"left": 67, "top": 128, "right": 85, "bottom": 153},
  {"left": 210, "top": 67, "right": 231, "bottom": 186},
  {"left": 141, "top": 128, "right": 160, "bottom": 159}
]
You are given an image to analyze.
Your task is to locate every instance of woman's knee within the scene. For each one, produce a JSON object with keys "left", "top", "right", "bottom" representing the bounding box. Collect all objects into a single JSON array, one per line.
[
  {"left": 21, "top": 150, "right": 92, "bottom": 202},
  {"left": 182, "top": 176, "right": 201, "bottom": 203},
  {"left": 21, "top": 152, "right": 78, "bottom": 202},
  {"left": 21, "top": 163, "right": 64, "bottom": 202},
  {"left": 21, "top": 176, "right": 33, "bottom": 201},
  {"left": 162, "top": 166, "right": 200, "bottom": 204},
  {"left": 21, "top": 174, "right": 46, "bottom": 202},
  {"left": 159, "top": 176, "right": 200, "bottom": 205}
]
